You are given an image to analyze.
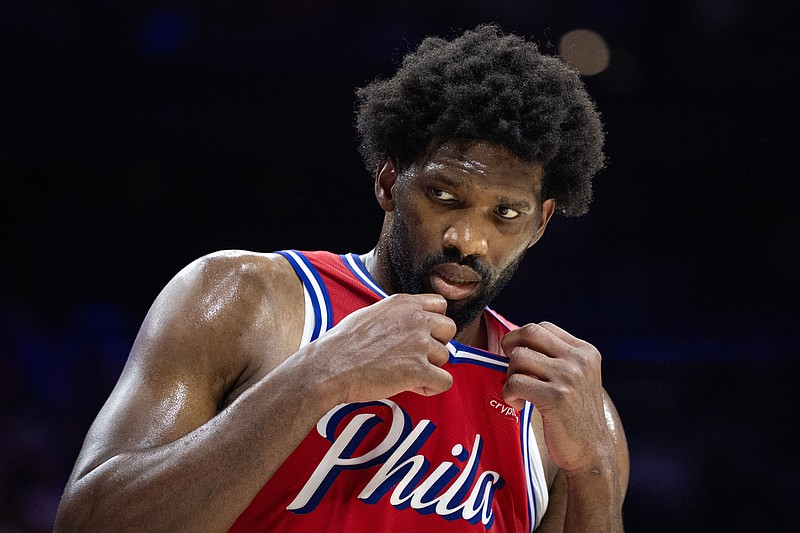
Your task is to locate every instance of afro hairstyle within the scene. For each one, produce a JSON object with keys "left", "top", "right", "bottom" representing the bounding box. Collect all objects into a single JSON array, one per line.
[{"left": 354, "top": 24, "right": 605, "bottom": 216}]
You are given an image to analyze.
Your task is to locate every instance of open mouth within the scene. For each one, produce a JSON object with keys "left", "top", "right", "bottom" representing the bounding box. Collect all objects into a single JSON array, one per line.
[{"left": 428, "top": 263, "right": 481, "bottom": 301}]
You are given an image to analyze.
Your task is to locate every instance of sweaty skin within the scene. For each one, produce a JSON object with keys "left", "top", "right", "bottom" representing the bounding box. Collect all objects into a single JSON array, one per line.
[
  {"left": 55, "top": 141, "right": 628, "bottom": 532},
  {"left": 366, "top": 141, "right": 628, "bottom": 531},
  {"left": 55, "top": 252, "right": 456, "bottom": 531}
]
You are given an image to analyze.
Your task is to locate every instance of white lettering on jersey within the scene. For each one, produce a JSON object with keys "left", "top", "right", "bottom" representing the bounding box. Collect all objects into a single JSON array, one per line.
[
  {"left": 489, "top": 399, "right": 519, "bottom": 421},
  {"left": 287, "top": 400, "right": 505, "bottom": 529}
]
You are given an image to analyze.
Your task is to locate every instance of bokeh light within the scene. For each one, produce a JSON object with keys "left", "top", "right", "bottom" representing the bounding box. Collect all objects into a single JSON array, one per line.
[{"left": 558, "top": 28, "right": 610, "bottom": 76}]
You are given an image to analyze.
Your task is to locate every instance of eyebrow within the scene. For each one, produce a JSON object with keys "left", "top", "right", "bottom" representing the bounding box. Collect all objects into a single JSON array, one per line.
[
  {"left": 428, "top": 172, "right": 534, "bottom": 212},
  {"left": 496, "top": 196, "right": 533, "bottom": 212},
  {"left": 429, "top": 172, "right": 466, "bottom": 189}
]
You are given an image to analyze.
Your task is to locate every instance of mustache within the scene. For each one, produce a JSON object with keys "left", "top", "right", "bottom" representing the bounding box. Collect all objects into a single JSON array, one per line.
[{"left": 420, "top": 249, "right": 491, "bottom": 280}]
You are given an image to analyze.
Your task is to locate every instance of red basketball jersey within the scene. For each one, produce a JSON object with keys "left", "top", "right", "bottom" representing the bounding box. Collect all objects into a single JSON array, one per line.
[{"left": 229, "top": 251, "right": 548, "bottom": 532}]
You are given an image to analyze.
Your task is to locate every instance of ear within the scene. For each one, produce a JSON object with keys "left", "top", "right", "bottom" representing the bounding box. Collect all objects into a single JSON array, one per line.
[
  {"left": 527, "top": 198, "right": 556, "bottom": 248},
  {"left": 374, "top": 159, "right": 399, "bottom": 212}
]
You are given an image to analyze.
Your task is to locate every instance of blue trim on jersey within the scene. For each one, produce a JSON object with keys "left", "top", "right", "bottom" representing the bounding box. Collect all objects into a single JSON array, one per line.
[
  {"left": 447, "top": 341, "right": 509, "bottom": 372},
  {"left": 520, "top": 401, "right": 537, "bottom": 531},
  {"left": 281, "top": 251, "right": 539, "bottom": 529},
  {"left": 276, "top": 250, "right": 333, "bottom": 341},
  {"left": 341, "top": 253, "right": 388, "bottom": 298},
  {"left": 339, "top": 253, "right": 512, "bottom": 373}
]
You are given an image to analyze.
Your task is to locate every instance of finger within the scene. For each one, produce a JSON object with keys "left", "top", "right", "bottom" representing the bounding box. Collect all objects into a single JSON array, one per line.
[
  {"left": 383, "top": 293, "right": 455, "bottom": 344},
  {"left": 502, "top": 372, "right": 558, "bottom": 410},
  {"left": 411, "top": 365, "right": 453, "bottom": 396},
  {"left": 505, "top": 346, "right": 564, "bottom": 409},
  {"left": 537, "top": 321, "right": 587, "bottom": 348},
  {"left": 428, "top": 313, "right": 457, "bottom": 345},
  {"left": 506, "top": 345, "right": 555, "bottom": 382},
  {"left": 500, "top": 392, "right": 526, "bottom": 412},
  {"left": 501, "top": 322, "right": 572, "bottom": 357},
  {"left": 426, "top": 342, "right": 451, "bottom": 368},
  {"left": 393, "top": 293, "right": 454, "bottom": 344},
  {"left": 411, "top": 293, "right": 449, "bottom": 314},
  {"left": 501, "top": 371, "right": 537, "bottom": 410}
]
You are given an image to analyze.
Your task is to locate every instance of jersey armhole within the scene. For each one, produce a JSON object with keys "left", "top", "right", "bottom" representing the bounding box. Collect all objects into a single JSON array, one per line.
[
  {"left": 275, "top": 250, "right": 333, "bottom": 345},
  {"left": 527, "top": 418, "right": 550, "bottom": 530},
  {"left": 299, "top": 283, "right": 314, "bottom": 348}
]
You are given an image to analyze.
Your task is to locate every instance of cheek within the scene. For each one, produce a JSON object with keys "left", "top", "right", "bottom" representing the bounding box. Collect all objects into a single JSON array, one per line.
[
  {"left": 515, "top": 219, "right": 542, "bottom": 250},
  {"left": 489, "top": 232, "right": 535, "bottom": 271},
  {"left": 397, "top": 201, "right": 442, "bottom": 248}
]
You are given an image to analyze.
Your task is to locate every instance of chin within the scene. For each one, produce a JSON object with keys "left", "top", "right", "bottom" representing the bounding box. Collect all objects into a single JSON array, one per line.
[{"left": 445, "top": 302, "right": 485, "bottom": 330}]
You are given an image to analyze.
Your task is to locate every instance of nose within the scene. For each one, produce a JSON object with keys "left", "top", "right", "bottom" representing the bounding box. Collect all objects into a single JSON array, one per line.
[{"left": 442, "top": 211, "right": 489, "bottom": 259}]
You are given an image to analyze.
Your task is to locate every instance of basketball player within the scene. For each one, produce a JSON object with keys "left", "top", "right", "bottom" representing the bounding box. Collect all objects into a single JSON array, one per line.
[{"left": 55, "top": 25, "right": 629, "bottom": 532}]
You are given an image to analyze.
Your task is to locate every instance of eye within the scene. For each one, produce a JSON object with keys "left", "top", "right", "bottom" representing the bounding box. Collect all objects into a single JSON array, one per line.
[
  {"left": 495, "top": 205, "right": 521, "bottom": 219},
  {"left": 430, "top": 188, "right": 456, "bottom": 201}
]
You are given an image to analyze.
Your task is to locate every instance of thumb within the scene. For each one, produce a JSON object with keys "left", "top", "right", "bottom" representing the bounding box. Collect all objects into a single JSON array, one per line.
[
  {"left": 411, "top": 366, "right": 453, "bottom": 396},
  {"left": 501, "top": 382, "right": 526, "bottom": 411}
]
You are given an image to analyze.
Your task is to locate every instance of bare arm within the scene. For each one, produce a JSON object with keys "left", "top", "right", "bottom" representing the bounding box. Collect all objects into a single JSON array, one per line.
[
  {"left": 55, "top": 251, "right": 456, "bottom": 532},
  {"left": 54, "top": 252, "right": 334, "bottom": 531},
  {"left": 536, "top": 391, "right": 629, "bottom": 532},
  {"left": 502, "top": 323, "right": 629, "bottom": 532}
]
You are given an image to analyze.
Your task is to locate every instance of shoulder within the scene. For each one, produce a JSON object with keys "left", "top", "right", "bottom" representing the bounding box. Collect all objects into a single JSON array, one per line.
[
  {"left": 134, "top": 250, "right": 306, "bottom": 391},
  {"left": 66, "top": 250, "right": 307, "bottom": 480},
  {"left": 154, "top": 249, "right": 301, "bottom": 328},
  {"left": 170, "top": 249, "right": 298, "bottom": 301}
]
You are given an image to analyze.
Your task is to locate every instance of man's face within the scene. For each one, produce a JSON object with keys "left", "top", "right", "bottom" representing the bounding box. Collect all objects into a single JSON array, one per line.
[{"left": 384, "top": 141, "right": 553, "bottom": 329}]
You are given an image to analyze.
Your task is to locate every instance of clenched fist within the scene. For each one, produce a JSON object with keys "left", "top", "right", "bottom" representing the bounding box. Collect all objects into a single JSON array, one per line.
[
  {"left": 501, "top": 322, "right": 616, "bottom": 476},
  {"left": 308, "top": 293, "right": 457, "bottom": 405}
]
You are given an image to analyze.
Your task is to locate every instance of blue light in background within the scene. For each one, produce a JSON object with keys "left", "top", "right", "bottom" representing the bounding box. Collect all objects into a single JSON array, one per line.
[{"left": 136, "top": 6, "right": 196, "bottom": 59}]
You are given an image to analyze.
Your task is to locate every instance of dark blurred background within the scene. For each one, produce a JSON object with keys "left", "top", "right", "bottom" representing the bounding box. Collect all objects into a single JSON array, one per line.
[{"left": 1, "top": 1, "right": 798, "bottom": 531}]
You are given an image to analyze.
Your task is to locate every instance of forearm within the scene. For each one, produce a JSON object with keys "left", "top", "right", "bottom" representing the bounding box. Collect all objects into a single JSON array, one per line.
[
  {"left": 561, "top": 460, "right": 624, "bottom": 533},
  {"left": 55, "top": 350, "right": 340, "bottom": 533}
]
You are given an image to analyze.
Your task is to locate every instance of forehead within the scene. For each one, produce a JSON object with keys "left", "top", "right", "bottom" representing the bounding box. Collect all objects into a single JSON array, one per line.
[{"left": 411, "top": 141, "right": 544, "bottom": 197}]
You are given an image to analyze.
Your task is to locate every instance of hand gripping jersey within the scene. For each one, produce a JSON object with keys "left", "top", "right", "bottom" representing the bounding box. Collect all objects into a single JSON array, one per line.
[{"left": 229, "top": 251, "right": 549, "bottom": 532}]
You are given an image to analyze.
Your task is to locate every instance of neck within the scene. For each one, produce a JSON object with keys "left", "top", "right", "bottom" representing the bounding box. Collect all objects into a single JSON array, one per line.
[
  {"left": 361, "top": 243, "right": 394, "bottom": 295},
  {"left": 360, "top": 246, "right": 488, "bottom": 349},
  {"left": 456, "top": 313, "right": 487, "bottom": 349}
]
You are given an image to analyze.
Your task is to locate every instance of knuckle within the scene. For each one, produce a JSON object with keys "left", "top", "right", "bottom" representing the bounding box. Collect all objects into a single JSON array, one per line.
[
  {"left": 506, "top": 372, "right": 530, "bottom": 392},
  {"left": 510, "top": 324, "right": 539, "bottom": 345},
  {"left": 521, "top": 323, "right": 541, "bottom": 337},
  {"left": 507, "top": 346, "right": 531, "bottom": 368},
  {"left": 505, "top": 355, "right": 520, "bottom": 374},
  {"left": 431, "top": 345, "right": 450, "bottom": 366},
  {"left": 569, "top": 345, "right": 601, "bottom": 367},
  {"left": 588, "top": 344, "right": 602, "bottom": 362},
  {"left": 568, "top": 346, "right": 588, "bottom": 366},
  {"left": 411, "top": 330, "right": 430, "bottom": 350},
  {"left": 408, "top": 308, "right": 427, "bottom": 324},
  {"left": 552, "top": 383, "right": 570, "bottom": 402},
  {"left": 560, "top": 363, "right": 581, "bottom": 384},
  {"left": 390, "top": 293, "right": 412, "bottom": 305},
  {"left": 504, "top": 373, "right": 523, "bottom": 392},
  {"left": 384, "top": 293, "right": 399, "bottom": 303}
]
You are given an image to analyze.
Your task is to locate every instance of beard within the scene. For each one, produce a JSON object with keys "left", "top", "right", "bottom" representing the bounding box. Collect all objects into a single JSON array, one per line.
[{"left": 387, "top": 212, "right": 525, "bottom": 330}]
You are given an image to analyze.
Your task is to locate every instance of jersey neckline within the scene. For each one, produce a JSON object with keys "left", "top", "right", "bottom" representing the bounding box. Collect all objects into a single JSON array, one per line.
[{"left": 340, "top": 252, "right": 508, "bottom": 363}]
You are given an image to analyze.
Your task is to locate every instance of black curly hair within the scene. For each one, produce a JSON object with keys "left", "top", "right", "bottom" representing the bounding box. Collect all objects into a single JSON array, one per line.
[{"left": 355, "top": 24, "right": 605, "bottom": 216}]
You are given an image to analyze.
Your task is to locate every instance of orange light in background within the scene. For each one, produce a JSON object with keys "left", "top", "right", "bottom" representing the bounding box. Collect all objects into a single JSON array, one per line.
[{"left": 558, "top": 28, "right": 610, "bottom": 76}]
